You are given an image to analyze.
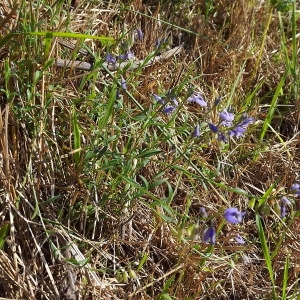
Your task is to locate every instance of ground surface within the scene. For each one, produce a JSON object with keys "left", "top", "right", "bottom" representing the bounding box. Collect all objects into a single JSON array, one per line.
[{"left": 0, "top": 0, "right": 299, "bottom": 299}]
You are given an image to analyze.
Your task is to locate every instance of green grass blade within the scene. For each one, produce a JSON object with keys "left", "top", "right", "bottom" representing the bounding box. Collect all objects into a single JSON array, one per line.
[
  {"left": 29, "top": 31, "right": 114, "bottom": 43},
  {"left": 291, "top": 1, "right": 299, "bottom": 99},
  {"left": 98, "top": 84, "right": 117, "bottom": 132},
  {"left": 72, "top": 107, "right": 81, "bottom": 165},
  {"left": 256, "top": 214, "right": 276, "bottom": 298},
  {"left": 259, "top": 72, "right": 286, "bottom": 143},
  {"left": 282, "top": 254, "right": 289, "bottom": 300},
  {"left": 0, "top": 222, "right": 10, "bottom": 250},
  {"left": 0, "top": 33, "right": 15, "bottom": 49}
]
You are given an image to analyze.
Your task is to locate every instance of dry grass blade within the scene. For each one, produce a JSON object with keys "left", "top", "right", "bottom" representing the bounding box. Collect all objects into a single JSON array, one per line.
[{"left": 55, "top": 45, "right": 183, "bottom": 71}]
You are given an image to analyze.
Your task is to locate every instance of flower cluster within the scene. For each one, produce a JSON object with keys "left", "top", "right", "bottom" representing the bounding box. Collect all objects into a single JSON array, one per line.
[
  {"left": 105, "top": 28, "right": 141, "bottom": 65},
  {"left": 153, "top": 93, "right": 179, "bottom": 114},
  {"left": 105, "top": 51, "right": 135, "bottom": 64},
  {"left": 153, "top": 90, "right": 255, "bottom": 143},
  {"left": 209, "top": 110, "right": 254, "bottom": 141},
  {"left": 276, "top": 183, "right": 299, "bottom": 219},
  {"left": 201, "top": 207, "right": 246, "bottom": 245}
]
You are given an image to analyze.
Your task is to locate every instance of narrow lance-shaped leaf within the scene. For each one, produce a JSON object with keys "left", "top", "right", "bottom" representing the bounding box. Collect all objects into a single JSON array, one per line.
[
  {"left": 29, "top": 31, "right": 114, "bottom": 43},
  {"left": 0, "top": 222, "right": 10, "bottom": 250},
  {"left": 72, "top": 107, "right": 81, "bottom": 165}
]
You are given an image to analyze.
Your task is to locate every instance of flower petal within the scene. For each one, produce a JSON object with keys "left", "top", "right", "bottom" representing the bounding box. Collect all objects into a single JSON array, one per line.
[
  {"left": 137, "top": 28, "right": 143, "bottom": 40},
  {"left": 235, "top": 234, "right": 245, "bottom": 244},
  {"left": 203, "top": 226, "right": 216, "bottom": 244},
  {"left": 192, "top": 123, "right": 201, "bottom": 138},
  {"left": 163, "top": 106, "right": 176, "bottom": 114},
  {"left": 153, "top": 94, "right": 164, "bottom": 104},
  {"left": 208, "top": 123, "right": 218, "bottom": 133},
  {"left": 224, "top": 207, "right": 245, "bottom": 224}
]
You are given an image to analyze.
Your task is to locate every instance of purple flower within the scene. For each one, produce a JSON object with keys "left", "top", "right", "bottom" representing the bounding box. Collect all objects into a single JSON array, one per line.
[
  {"left": 228, "top": 125, "right": 246, "bottom": 138},
  {"left": 163, "top": 106, "right": 176, "bottom": 114},
  {"left": 192, "top": 123, "right": 201, "bottom": 138},
  {"left": 224, "top": 208, "right": 246, "bottom": 224},
  {"left": 219, "top": 110, "right": 235, "bottom": 127},
  {"left": 235, "top": 234, "right": 245, "bottom": 244},
  {"left": 172, "top": 98, "right": 178, "bottom": 107},
  {"left": 208, "top": 123, "right": 218, "bottom": 133},
  {"left": 137, "top": 28, "right": 143, "bottom": 40},
  {"left": 105, "top": 53, "right": 116, "bottom": 64},
  {"left": 239, "top": 116, "right": 255, "bottom": 127},
  {"left": 118, "top": 51, "right": 135, "bottom": 61},
  {"left": 280, "top": 197, "right": 291, "bottom": 218},
  {"left": 126, "top": 51, "right": 135, "bottom": 60},
  {"left": 291, "top": 183, "right": 300, "bottom": 196},
  {"left": 153, "top": 94, "right": 165, "bottom": 104},
  {"left": 118, "top": 54, "right": 127, "bottom": 61},
  {"left": 199, "top": 207, "right": 208, "bottom": 218},
  {"left": 203, "top": 225, "right": 216, "bottom": 244},
  {"left": 187, "top": 93, "right": 207, "bottom": 107},
  {"left": 218, "top": 132, "right": 227, "bottom": 142},
  {"left": 227, "top": 113, "right": 254, "bottom": 138},
  {"left": 121, "top": 77, "right": 127, "bottom": 90}
]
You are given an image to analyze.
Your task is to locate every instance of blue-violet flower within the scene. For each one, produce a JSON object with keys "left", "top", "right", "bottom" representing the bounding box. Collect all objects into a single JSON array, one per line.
[
  {"left": 208, "top": 123, "right": 218, "bottom": 133},
  {"left": 291, "top": 183, "right": 300, "bottom": 196},
  {"left": 137, "top": 28, "right": 143, "bottom": 40},
  {"left": 199, "top": 207, "right": 208, "bottom": 218},
  {"left": 163, "top": 106, "right": 176, "bottom": 114},
  {"left": 224, "top": 207, "right": 246, "bottom": 224},
  {"left": 280, "top": 196, "right": 291, "bottom": 218},
  {"left": 228, "top": 126, "right": 246, "bottom": 138},
  {"left": 235, "top": 234, "right": 245, "bottom": 244},
  {"left": 121, "top": 77, "right": 127, "bottom": 90},
  {"left": 153, "top": 94, "right": 165, "bottom": 104},
  {"left": 105, "top": 53, "right": 116, "bottom": 64},
  {"left": 203, "top": 224, "right": 216, "bottom": 244},
  {"left": 218, "top": 132, "right": 227, "bottom": 142},
  {"left": 219, "top": 110, "right": 235, "bottom": 127},
  {"left": 192, "top": 123, "right": 201, "bottom": 138},
  {"left": 118, "top": 51, "right": 135, "bottom": 61},
  {"left": 187, "top": 93, "right": 207, "bottom": 107}
]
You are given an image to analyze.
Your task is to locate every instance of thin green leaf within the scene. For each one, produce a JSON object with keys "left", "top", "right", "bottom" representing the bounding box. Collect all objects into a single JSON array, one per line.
[
  {"left": 43, "top": 195, "right": 61, "bottom": 204},
  {"left": 138, "top": 149, "right": 163, "bottom": 158},
  {"left": 0, "top": 33, "right": 15, "bottom": 49},
  {"left": 282, "top": 254, "right": 289, "bottom": 300},
  {"left": 65, "top": 257, "right": 90, "bottom": 267},
  {"left": 257, "top": 182, "right": 277, "bottom": 208},
  {"left": 31, "top": 200, "right": 40, "bottom": 220},
  {"left": 256, "top": 214, "right": 276, "bottom": 298},
  {"left": 138, "top": 175, "right": 149, "bottom": 190},
  {"left": 98, "top": 85, "right": 117, "bottom": 131},
  {"left": 137, "top": 253, "right": 148, "bottom": 272},
  {"left": 259, "top": 72, "right": 286, "bottom": 143},
  {"left": 44, "top": 32, "right": 52, "bottom": 58},
  {"left": 157, "top": 293, "right": 173, "bottom": 300},
  {"left": 72, "top": 107, "right": 81, "bottom": 165},
  {"left": 0, "top": 222, "right": 10, "bottom": 250},
  {"left": 29, "top": 31, "right": 114, "bottom": 42},
  {"left": 149, "top": 178, "right": 169, "bottom": 189}
]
